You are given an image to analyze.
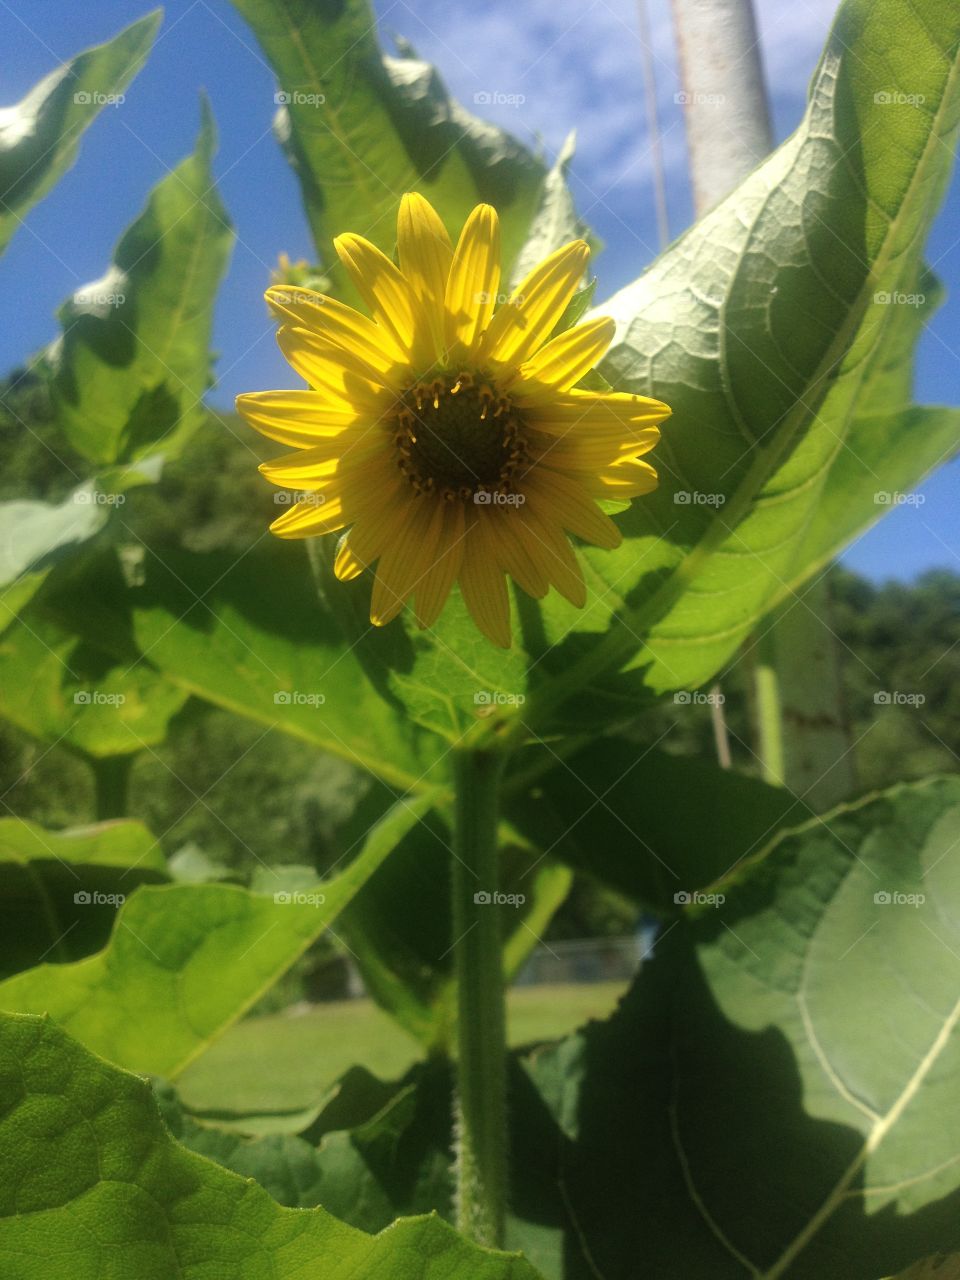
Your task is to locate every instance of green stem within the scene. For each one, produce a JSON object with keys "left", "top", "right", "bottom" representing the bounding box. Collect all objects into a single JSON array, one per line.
[
  {"left": 754, "top": 639, "right": 786, "bottom": 788},
  {"left": 451, "top": 746, "right": 508, "bottom": 1247},
  {"left": 92, "top": 754, "right": 133, "bottom": 821}
]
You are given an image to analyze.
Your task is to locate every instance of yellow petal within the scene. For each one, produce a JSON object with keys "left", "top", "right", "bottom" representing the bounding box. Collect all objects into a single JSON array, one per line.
[
  {"left": 485, "top": 507, "right": 549, "bottom": 599},
  {"left": 458, "top": 509, "right": 512, "bottom": 648},
  {"left": 265, "top": 285, "right": 408, "bottom": 380},
  {"left": 334, "top": 233, "right": 419, "bottom": 359},
  {"left": 532, "top": 425, "right": 662, "bottom": 472},
  {"left": 525, "top": 469, "right": 622, "bottom": 549},
  {"left": 370, "top": 497, "right": 441, "bottom": 627},
  {"left": 334, "top": 535, "right": 365, "bottom": 581},
  {"left": 270, "top": 492, "right": 345, "bottom": 539},
  {"left": 512, "top": 316, "right": 615, "bottom": 397},
  {"left": 259, "top": 432, "right": 384, "bottom": 486},
  {"left": 398, "top": 193, "right": 453, "bottom": 365},
  {"left": 444, "top": 204, "right": 501, "bottom": 362},
  {"left": 516, "top": 508, "right": 586, "bottom": 607},
  {"left": 524, "top": 389, "right": 671, "bottom": 432},
  {"left": 415, "top": 501, "right": 466, "bottom": 629},
  {"left": 347, "top": 492, "right": 412, "bottom": 567},
  {"left": 235, "top": 391, "right": 364, "bottom": 449},
  {"left": 276, "top": 325, "right": 395, "bottom": 410},
  {"left": 479, "top": 240, "right": 590, "bottom": 369},
  {"left": 593, "top": 458, "right": 659, "bottom": 498}
]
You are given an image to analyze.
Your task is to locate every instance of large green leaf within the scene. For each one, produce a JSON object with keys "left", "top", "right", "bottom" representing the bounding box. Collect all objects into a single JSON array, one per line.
[
  {"left": 0, "top": 594, "right": 188, "bottom": 758},
  {"left": 769, "top": 259, "right": 960, "bottom": 601},
  {"left": 157, "top": 1060, "right": 454, "bottom": 1223},
  {"left": 0, "top": 1012, "right": 544, "bottom": 1279},
  {"left": 510, "top": 0, "right": 960, "bottom": 726},
  {"left": 0, "top": 792, "right": 437, "bottom": 1077},
  {"left": 49, "top": 100, "right": 234, "bottom": 466},
  {"left": 0, "top": 817, "right": 166, "bottom": 977},
  {"left": 229, "top": 0, "right": 546, "bottom": 291},
  {"left": 507, "top": 739, "right": 804, "bottom": 913},
  {"left": 46, "top": 541, "right": 446, "bottom": 791},
  {"left": 0, "top": 12, "right": 159, "bottom": 255},
  {"left": 509, "top": 776, "right": 960, "bottom": 1278},
  {"left": 0, "top": 483, "right": 110, "bottom": 630}
]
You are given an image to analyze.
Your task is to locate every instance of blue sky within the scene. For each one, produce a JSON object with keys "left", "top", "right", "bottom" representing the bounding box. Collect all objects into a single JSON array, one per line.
[{"left": 1, "top": 0, "right": 957, "bottom": 582}]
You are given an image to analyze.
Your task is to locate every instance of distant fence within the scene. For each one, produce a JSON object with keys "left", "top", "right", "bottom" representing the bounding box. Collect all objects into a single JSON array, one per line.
[
  {"left": 514, "top": 930, "right": 656, "bottom": 987},
  {"left": 309, "top": 929, "right": 658, "bottom": 1003}
]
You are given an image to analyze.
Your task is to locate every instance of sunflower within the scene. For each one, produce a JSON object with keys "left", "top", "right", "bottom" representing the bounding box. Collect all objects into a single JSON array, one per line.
[{"left": 236, "top": 194, "right": 669, "bottom": 648}]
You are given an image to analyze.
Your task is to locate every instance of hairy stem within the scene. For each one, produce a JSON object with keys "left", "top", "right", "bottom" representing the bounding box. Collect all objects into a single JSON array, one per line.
[{"left": 451, "top": 745, "right": 508, "bottom": 1246}]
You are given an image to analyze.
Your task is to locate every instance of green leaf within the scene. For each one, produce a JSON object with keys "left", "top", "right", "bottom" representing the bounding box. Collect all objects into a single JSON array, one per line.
[
  {"left": 0, "top": 792, "right": 437, "bottom": 1077},
  {"left": 886, "top": 1257, "right": 960, "bottom": 1280},
  {"left": 49, "top": 99, "right": 234, "bottom": 466},
  {"left": 0, "top": 817, "right": 166, "bottom": 977},
  {"left": 510, "top": 776, "right": 960, "bottom": 1278},
  {"left": 157, "top": 1060, "right": 454, "bottom": 1225},
  {"left": 153, "top": 1080, "right": 331, "bottom": 1206},
  {"left": 307, "top": 536, "right": 532, "bottom": 743},
  {"left": 0, "top": 483, "right": 110, "bottom": 630},
  {"left": 508, "top": 0, "right": 960, "bottom": 727},
  {"left": 0, "top": 1012, "right": 545, "bottom": 1278},
  {"left": 0, "top": 12, "right": 160, "bottom": 255},
  {"left": 775, "top": 262, "right": 960, "bottom": 598},
  {"left": 50, "top": 541, "right": 446, "bottom": 791},
  {"left": 228, "top": 0, "right": 547, "bottom": 287},
  {"left": 507, "top": 739, "right": 804, "bottom": 912},
  {"left": 507, "top": 132, "right": 585, "bottom": 288},
  {"left": 0, "top": 596, "right": 188, "bottom": 758}
]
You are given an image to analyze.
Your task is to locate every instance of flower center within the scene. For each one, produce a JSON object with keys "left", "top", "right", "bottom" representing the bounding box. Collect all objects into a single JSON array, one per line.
[{"left": 392, "top": 372, "right": 529, "bottom": 501}]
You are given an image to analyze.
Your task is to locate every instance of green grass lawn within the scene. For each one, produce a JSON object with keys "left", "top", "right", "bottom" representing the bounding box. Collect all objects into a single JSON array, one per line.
[{"left": 179, "top": 982, "right": 626, "bottom": 1119}]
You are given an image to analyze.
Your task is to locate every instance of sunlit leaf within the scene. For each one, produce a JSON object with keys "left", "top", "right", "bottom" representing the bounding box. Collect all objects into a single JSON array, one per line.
[
  {"left": 0, "top": 12, "right": 160, "bottom": 255},
  {"left": 48, "top": 100, "right": 234, "bottom": 466},
  {"left": 0, "top": 817, "right": 166, "bottom": 977},
  {"left": 0, "top": 1012, "right": 546, "bottom": 1278},
  {"left": 0, "top": 792, "right": 437, "bottom": 1077},
  {"left": 510, "top": 776, "right": 960, "bottom": 1277},
  {"left": 229, "top": 0, "right": 549, "bottom": 291}
]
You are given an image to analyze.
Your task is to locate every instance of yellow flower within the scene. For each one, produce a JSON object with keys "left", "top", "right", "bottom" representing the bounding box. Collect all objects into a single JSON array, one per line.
[{"left": 236, "top": 194, "right": 669, "bottom": 648}]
